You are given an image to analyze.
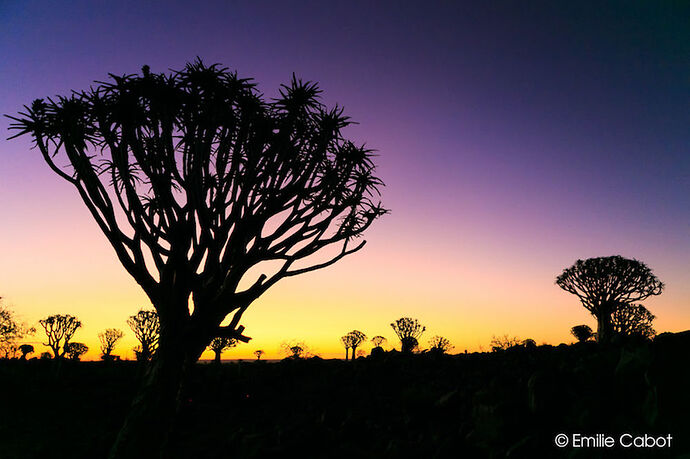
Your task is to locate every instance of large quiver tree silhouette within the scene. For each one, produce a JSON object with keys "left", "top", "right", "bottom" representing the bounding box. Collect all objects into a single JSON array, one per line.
[
  {"left": 556, "top": 256, "right": 663, "bottom": 344},
  {"left": 8, "top": 60, "right": 386, "bottom": 457}
]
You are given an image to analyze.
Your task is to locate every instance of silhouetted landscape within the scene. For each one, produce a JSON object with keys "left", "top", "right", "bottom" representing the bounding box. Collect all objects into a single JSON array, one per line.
[
  {"left": 2, "top": 2, "right": 689, "bottom": 458},
  {"left": 2, "top": 331, "right": 689, "bottom": 458}
]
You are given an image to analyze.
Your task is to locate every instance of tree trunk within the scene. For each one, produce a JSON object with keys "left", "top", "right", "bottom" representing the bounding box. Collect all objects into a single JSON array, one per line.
[
  {"left": 214, "top": 349, "right": 221, "bottom": 365},
  {"left": 351, "top": 345, "right": 357, "bottom": 361},
  {"left": 597, "top": 308, "right": 614, "bottom": 344},
  {"left": 344, "top": 348, "right": 349, "bottom": 360},
  {"left": 108, "top": 343, "right": 189, "bottom": 459}
]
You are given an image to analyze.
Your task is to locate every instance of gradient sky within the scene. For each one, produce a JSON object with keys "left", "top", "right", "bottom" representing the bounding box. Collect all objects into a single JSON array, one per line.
[{"left": 1, "top": 1, "right": 688, "bottom": 360}]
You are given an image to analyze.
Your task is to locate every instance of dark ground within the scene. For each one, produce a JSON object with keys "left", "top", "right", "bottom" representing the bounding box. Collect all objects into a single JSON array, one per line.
[{"left": 1, "top": 332, "right": 689, "bottom": 459}]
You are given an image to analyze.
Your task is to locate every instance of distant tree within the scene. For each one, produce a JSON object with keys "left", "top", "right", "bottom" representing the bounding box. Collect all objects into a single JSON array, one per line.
[
  {"left": 612, "top": 303, "right": 656, "bottom": 339},
  {"left": 9, "top": 60, "right": 387, "bottom": 456},
  {"left": 99, "top": 328, "right": 125, "bottom": 360},
  {"left": 428, "top": 336, "right": 453, "bottom": 354},
  {"left": 281, "top": 341, "right": 306, "bottom": 359},
  {"left": 556, "top": 256, "right": 663, "bottom": 343},
  {"left": 490, "top": 334, "right": 521, "bottom": 352},
  {"left": 208, "top": 337, "right": 237, "bottom": 364},
  {"left": 0, "top": 301, "right": 35, "bottom": 358},
  {"left": 340, "top": 334, "right": 352, "bottom": 360},
  {"left": 253, "top": 350, "right": 264, "bottom": 361},
  {"left": 19, "top": 344, "right": 34, "bottom": 360},
  {"left": 127, "top": 310, "right": 159, "bottom": 362},
  {"left": 391, "top": 317, "right": 425, "bottom": 353},
  {"left": 371, "top": 335, "right": 387, "bottom": 349},
  {"left": 39, "top": 314, "right": 81, "bottom": 359},
  {"left": 65, "top": 342, "right": 89, "bottom": 361},
  {"left": 341, "top": 330, "right": 366, "bottom": 361},
  {"left": 571, "top": 324, "right": 594, "bottom": 343},
  {"left": 40, "top": 352, "right": 52, "bottom": 360}
]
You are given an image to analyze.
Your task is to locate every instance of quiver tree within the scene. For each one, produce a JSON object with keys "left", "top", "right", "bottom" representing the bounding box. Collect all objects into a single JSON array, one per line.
[
  {"left": 99, "top": 328, "right": 125, "bottom": 360},
  {"left": 65, "top": 342, "right": 89, "bottom": 361},
  {"left": 19, "top": 344, "right": 34, "bottom": 360},
  {"left": 127, "top": 309, "right": 159, "bottom": 362},
  {"left": 208, "top": 337, "right": 236, "bottom": 364},
  {"left": 612, "top": 303, "right": 656, "bottom": 339},
  {"left": 556, "top": 256, "right": 664, "bottom": 343},
  {"left": 391, "top": 317, "right": 425, "bottom": 353},
  {"left": 348, "top": 330, "right": 366, "bottom": 360},
  {"left": 340, "top": 334, "right": 352, "bottom": 360},
  {"left": 371, "top": 335, "right": 386, "bottom": 349},
  {"left": 341, "top": 330, "right": 366, "bottom": 360},
  {"left": 39, "top": 314, "right": 81, "bottom": 359},
  {"left": 571, "top": 325, "right": 594, "bottom": 343},
  {"left": 8, "top": 60, "right": 386, "bottom": 456},
  {"left": 253, "top": 349, "right": 264, "bottom": 360}
]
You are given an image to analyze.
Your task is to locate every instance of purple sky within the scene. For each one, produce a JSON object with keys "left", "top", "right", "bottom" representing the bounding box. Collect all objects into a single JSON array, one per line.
[{"left": 1, "top": 1, "right": 688, "bottom": 357}]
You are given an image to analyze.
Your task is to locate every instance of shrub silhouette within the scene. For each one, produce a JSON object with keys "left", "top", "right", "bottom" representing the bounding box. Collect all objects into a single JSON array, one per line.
[
  {"left": 391, "top": 317, "right": 425, "bottom": 353},
  {"left": 9, "top": 59, "right": 387, "bottom": 456},
  {"left": 39, "top": 352, "right": 51, "bottom": 360},
  {"left": 19, "top": 344, "right": 34, "bottom": 360},
  {"left": 38, "top": 314, "right": 81, "bottom": 359},
  {"left": 428, "top": 336, "right": 453, "bottom": 354},
  {"left": 490, "top": 335, "right": 521, "bottom": 352},
  {"left": 65, "top": 342, "right": 88, "bottom": 361},
  {"left": 208, "top": 337, "right": 236, "bottom": 364},
  {"left": 571, "top": 324, "right": 594, "bottom": 343},
  {"left": 556, "top": 256, "right": 663, "bottom": 343},
  {"left": 0, "top": 301, "right": 35, "bottom": 358},
  {"left": 99, "top": 328, "right": 124, "bottom": 360},
  {"left": 127, "top": 309, "right": 159, "bottom": 362}
]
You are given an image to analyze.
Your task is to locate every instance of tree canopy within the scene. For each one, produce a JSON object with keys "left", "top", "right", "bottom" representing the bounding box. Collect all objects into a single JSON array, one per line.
[
  {"left": 556, "top": 256, "right": 663, "bottom": 343},
  {"left": 127, "top": 309, "right": 159, "bottom": 361},
  {"left": 391, "top": 317, "right": 425, "bottom": 353},
  {"left": 39, "top": 314, "right": 81, "bottom": 359},
  {"left": 8, "top": 60, "right": 386, "bottom": 457}
]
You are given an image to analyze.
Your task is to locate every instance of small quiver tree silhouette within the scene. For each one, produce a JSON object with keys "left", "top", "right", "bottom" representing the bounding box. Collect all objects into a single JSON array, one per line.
[
  {"left": 371, "top": 335, "right": 386, "bottom": 349},
  {"left": 99, "top": 328, "right": 124, "bottom": 361},
  {"left": 65, "top": 342, "right": 88, "bottom": 361},
  {"left": 127, "top": 309, "right": 159, "bottom": 362},
  {"left": 208, "top": 337, "right": 237, "bottom": 364},
  {"left": 8, "top": 60, "right": 387, "bottom": 457},
  {"left": 19, "top": 344, "right": 34, "bottom": 360},
  {"left": 571, "top": 325, "right": 594, "bottom": 343},
  {"left": 281, "top": 341, "right": 307, "bottom": 359},
  {"left": 428, "top": 335, "right": 453, "bottom": 354},
  {"left": 391, "top": 317, "right": 425, "bottom": 353},
  {"left": 340, "top": 334, "right": 352, "bottom": 360},
  {"left": 253, "top": 349, "right": 264, "bottom": 361},
  {"left": 39, "top": 314, "right": 81, "bottom": 359},
  {"left": 556, "top": 256, "right": 663, "bottom": 344},
  {"left": 341, "top": 330, "right": 366, "bottom": 360},
  {"left": 612, "top": 303, "right": 656, "bottom": 339}
]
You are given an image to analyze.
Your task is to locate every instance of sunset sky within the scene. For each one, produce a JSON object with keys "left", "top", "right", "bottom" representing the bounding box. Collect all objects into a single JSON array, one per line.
[{"left": 1, "top": 1, "right": 688, "bottom": 361}]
